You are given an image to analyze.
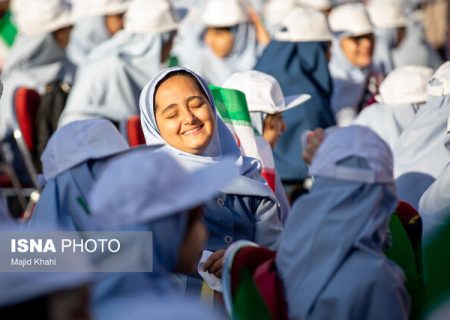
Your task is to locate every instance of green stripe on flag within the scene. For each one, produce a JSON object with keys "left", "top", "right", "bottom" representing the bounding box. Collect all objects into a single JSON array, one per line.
[
  {"left": 0, "top": 12, "right": 17, "bottom": 47},
  {"left": 209, "top": 85, "right": 252, "bottom": 127}
]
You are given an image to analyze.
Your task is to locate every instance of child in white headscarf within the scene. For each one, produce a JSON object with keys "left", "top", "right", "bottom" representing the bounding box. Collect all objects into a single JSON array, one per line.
[
  {"left": 394, "top": 61, "right": 450, "bottom": 209},
  {"left": 354, "top": 65, "right": 433, "bottom": 150},
  {"left": 177, "top": 0, "right": 269, "bottom": 85},
  {"left": 67, "top": 0, "right": 131, "bottom": 66},
  {"left": 277, "top": 125, "right": 410, "bottom": 320},
  {"left": 58, "top": 0, "right": 179, "bottom": 127},
  {"left": 328, "top": 3, "right": 379, "bottom": 127},
  {"left": 0, "top": 0, "right": 74, "bottom": 140},
  {"left": 140, "top": 67, "right": 283, "bottom": 287}
]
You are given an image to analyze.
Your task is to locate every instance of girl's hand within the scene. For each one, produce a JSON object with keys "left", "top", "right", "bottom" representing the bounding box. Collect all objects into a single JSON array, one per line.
[
  {"left": 246, "top": 5, "right": 270, "bottom": 46},
  {"left": 203, "top": 249, "right": 226, "bottom": 278},
  {"left": 303, "top": 128, "right": 325, "bottom": 165}
]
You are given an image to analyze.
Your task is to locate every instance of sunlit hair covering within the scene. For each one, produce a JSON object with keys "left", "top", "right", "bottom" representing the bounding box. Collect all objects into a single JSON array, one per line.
[
  {"left": 277, "top": 125, "right": 409, "bottom": 320},
  {"left": 58, "top": 0, "right": 180, "bottom": 127},
  {"left": 273, "top": 6, "right": 332, "bottom": 42},
  {"left": 12, "top": 0, "right": 74, "bottom": 36},
  {"left": 354, "top": 66, "right": 433, "bottom": 150},
  {"left": 394, "top": 61, "right": 450, "bottom": 209}
]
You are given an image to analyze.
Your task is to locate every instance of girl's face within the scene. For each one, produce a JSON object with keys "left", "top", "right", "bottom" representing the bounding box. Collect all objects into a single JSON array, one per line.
[
  {"left": 340, "top": 33, "right": 375, "bottom": 68},
  {"left": 175, "top": 207, "right": 208, "bottom": 275},
  {"left": 204, "top": 27, "right": 235, "bottom": 58},
  {"left": 263, "top": 113, "right": 286, "bottom": 149},
  {"left": 154, "top": 75, "right": 216, "bottom": 155},
  {"left": 104, "top": 13, "right": 125, "bottom": 36},
  {"left": 52, "top": 25, "right": 73, "bottom": 49}
]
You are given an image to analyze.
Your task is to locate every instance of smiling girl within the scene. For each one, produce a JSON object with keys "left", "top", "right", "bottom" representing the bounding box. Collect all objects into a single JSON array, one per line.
[{"left": 140, "top": 67, "right": 282, "bottom": 285}]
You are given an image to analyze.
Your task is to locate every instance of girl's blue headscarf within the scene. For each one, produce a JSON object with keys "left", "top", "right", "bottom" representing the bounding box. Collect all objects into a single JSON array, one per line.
[{"left": 255, "top": 41, "right": 335, "bottom": 182}]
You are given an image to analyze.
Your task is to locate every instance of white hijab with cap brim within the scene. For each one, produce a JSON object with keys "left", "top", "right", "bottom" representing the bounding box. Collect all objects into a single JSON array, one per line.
[
  {"left": 140, "top": 66, "right": 277, "bottom": 199},
  {"left": 277, "top": 126, "right": 408, "bottom": 320},
  {"left": 393, "top": 71, "right": 450, "bottom": 208}
]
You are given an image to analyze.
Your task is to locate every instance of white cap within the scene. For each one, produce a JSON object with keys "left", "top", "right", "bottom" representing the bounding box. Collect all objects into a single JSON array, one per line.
[
  {"left": 72, "top": 0, "right": 131, "bottom": 18},
  {"left": 90, "top": 150, "right": 239, "bottom": 228},
  {"left": 124, "top": 0, "right": 179, "bottom": 34},
  {"left": 223, "top": 70, "right": 311, "bottom": 114},
  {"left": 274, "top": 6, "right": 332, "bottom": 42},
  {"left": 41, "top": 119, "right": 129, "bottom": 181},
  {"left": 367, "top": 1, "right": 407, "bottom": 29},
  {"left": 377, "top": 66, "right": 433, "bottom": 105},
  {"left": 263, "top": 0, "right": 296, "bottom": 32},
  {"left": 310, "top": 125, "right": 394, "bottom": 184},
  {"left": 328, "top": 3, "right": 374, "bottom": 37},
  {"left": 427, "top": 61, "right": 450, "bottom": 97},
  {"left": 297, "top": 0, "right": 332, "bottom": 11},
  {"left": 13, "top": 0, "right": 74, "bottom": 36},
  {"left": 201, "top": 0, "right": 247, "bottom": 27}
]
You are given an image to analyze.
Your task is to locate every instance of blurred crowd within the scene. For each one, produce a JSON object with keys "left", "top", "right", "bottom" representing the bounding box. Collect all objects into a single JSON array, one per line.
[{"left": 0, "top": 0, "right": 449, "bottom": 319}]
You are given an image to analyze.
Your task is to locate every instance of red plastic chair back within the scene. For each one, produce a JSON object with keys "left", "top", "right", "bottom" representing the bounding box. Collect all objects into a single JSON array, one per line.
[
  {"left": 126, "top": 115, "right": 145, "bottom": 147},
  {"left": 14, "top": 87, "right": 40, "bottom": 152}
]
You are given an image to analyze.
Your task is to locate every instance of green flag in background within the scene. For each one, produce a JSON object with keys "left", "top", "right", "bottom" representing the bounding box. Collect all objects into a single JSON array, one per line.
[
  {"left": 0, "top": 11, "right": 17, "bottom": 47},
  {"left": 423, "top": 215, "right": 450, "bottom": 318},
  {"left": 209, "top": 85, "right": 276, "bottom": 191}
]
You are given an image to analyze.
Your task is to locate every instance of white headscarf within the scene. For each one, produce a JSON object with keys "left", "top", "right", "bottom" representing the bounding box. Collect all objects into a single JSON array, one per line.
[
  {"left": 394, "top": 62, "right": 450, "bottom": 208},
  {"left": 58, "top": 0, "right": 179, "bottom": 127},
  {"left": 139, "top": 66, "right": 276, "bottom": 199},
  {"left": 277, "top": 125, "right": 409, "bottom": 320}
]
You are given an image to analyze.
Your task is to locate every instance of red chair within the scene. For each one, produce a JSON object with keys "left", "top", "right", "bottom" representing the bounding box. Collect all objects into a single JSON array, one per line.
[
  {"left": 223, "top": 241, "right": 288, "bottom": 320},
  {"left": 10, "top": 87, "right": 41, "bottom": 218},
  {"left": 13, "top": 87, "right": 41, "bottom": 187},
  {"left": 122, "top": 115, "right": 145, "bottom": 147}
]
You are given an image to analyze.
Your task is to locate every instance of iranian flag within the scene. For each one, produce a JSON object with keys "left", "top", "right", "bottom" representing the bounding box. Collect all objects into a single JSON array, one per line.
[{"left": 209, "top": 85, "right": 276, "bottom": 191}]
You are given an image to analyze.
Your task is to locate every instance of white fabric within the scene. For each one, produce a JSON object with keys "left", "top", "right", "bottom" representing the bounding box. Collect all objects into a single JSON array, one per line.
[
  {"left": 263, "top": 0, "right": 296, "bottom": 34},
  {"left": 328, "top": 3, "right": 373, "bottom": 37},
  {"left": 89, "top": 149, "right": 238, "bottom": 228},
  {"left": 427, "top": 61, "right": 450, "bottom": 97},
  {"left": 12, "top": 0, "right": 74, "bottom": 36},
  {"left": 310, "top": 125, "right": 394, "bottom": 183},
  {"left": 297, "top": 0, "right": 332, "bottom": 10},
  {"left": 367, "top": 1, "right": 408, "bottom": 29},
  {"left": 72, "top": 0, "right": 130, "bottom": 18},
  {"left": 354, "top": 102, "right": 422, "bottom": 151},
  {"left": 124, "top": 0, "right": 179, "bottom": 34},
  {"left": 198, "top": 250, "right": 222, "bottom": 292},
  {"left": 393, "top": 78, "right": 450, "bottom": 208},
  {"left": 201, "top": 0, "right": 247, "bottom": 27},
  {"left": 222, "top": 70, "right": 311, "bottom": 114},
  {"left": 273, "top": 6, "right": 332, "bottom": 42},
  {"left": 41, "top": 119, "right": 129, "bottom": 181},
  {"left": 448, "top": 114, "right": 450, "bottom": 133},
  {"left": 419, "top": 163, "right": 450, "bottom": 237},
  {"left": 377, "top": 65, "right": 433, "bottom": 105}
]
